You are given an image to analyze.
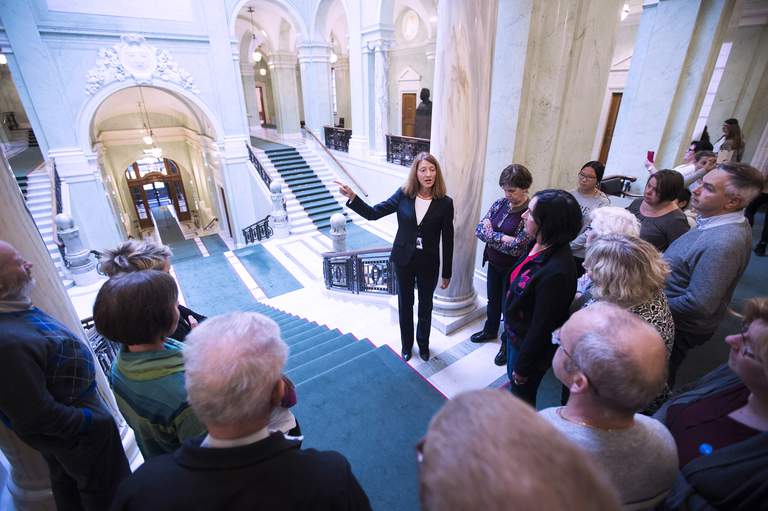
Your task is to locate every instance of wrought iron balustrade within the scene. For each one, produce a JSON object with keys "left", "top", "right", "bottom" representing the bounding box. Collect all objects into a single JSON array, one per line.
[
  {"left": 246, "top": 143, "right": 272, "bottom": 187},
  {"left": 243, "top": 215, "right": 274, "bottom": 244},
  {"left": 81, "top": 316, "right": 120, "bottom": 375},
  {"left": 323, "top": 126, "right": 352, "bottom": 153},
  {"left": 322, "top": 246, "right": 397, "bottom": 295},
  {"left": 386, "top": 134, "right": 431, "bottom": 167}
]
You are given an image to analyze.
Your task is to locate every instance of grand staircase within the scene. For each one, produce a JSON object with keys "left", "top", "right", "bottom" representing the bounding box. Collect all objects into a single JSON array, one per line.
[
  {"left": 250, "top": 139, "right": 354, "bottom": 234},
  {"left": 244, "top": 301, "right": 444, "bottom": 511}
]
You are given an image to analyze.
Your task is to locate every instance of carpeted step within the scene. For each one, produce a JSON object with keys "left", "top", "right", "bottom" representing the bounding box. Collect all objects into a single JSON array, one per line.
[
  {"left": 276, "top": 167, "right": 313, "bottom": 178},
  {"left": 294, "top": 194, "right": 338, "bottom": 208},
  {"left": 286, "top": 328, "right": 341, "bottom": 351},
  {"left": 293, "top": 188, "right": 330, "bottom": 200},
  {"left": 286, "top": 341, "right": 374, "bottom": 385},
  {"left": 294, "top": 346, "right": 445, "bottom": 511},
  {"left": 265, "top": 148, "right": 297, "bottom": 156},
  {"left": 280, "top": 321, "right": 319, "bottom": 339},
  {"left": 284, "top": 334, "right": 359, "bottom": 372},
  {"left": 283, "top": 176, "right": 323, "bottom": 187},
  {"left": 289, "top": 332, "right": 356, "bottom": 357},
  {"left": 283, "top": 324, "right": 330, "bottom": 345},
  {"left": 289, "top": 182, "right": 326, "bottom": 194},
  {"left": 272, "top": 158, "right": 306, "bottom": 167},
  {"left": 306, "top": 204, "right": 344, "bottom": 218}
]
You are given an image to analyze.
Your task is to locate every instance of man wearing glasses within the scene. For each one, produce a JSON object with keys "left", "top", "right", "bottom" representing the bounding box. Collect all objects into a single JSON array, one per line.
[{"left": 540, "top": 302, "right": 678, "bottom": 510}]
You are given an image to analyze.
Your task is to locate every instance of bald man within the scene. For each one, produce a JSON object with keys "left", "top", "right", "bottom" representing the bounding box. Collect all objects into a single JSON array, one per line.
[
  {"left": 539, "top": 302, "right": 678, "bottom": 509},
  {"left": 0, "top": 241, "right": 129, "bottom": 510}
]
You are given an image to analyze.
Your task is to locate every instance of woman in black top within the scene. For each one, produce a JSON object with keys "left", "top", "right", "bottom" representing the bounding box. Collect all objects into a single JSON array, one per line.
[
  {"left": 502, "top": 189, "right": 582, "bottom": 406},
  {"left": 626, "top": 169, "right": 689, "bottom": 252},
  {"left": 337, "top": 152, "right": 454, "bottom": 362}
]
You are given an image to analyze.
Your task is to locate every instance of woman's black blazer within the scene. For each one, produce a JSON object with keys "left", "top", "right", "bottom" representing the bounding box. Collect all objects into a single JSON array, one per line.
[
  {"left": 504, "top": 243, "right": 577, "bottom": 376},
  {"left": 347, "top": 189, "right": 454, "bottom": 279}
]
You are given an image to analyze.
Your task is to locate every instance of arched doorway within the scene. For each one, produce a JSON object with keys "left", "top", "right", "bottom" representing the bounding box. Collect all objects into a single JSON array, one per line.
[{"left": 125, "top": 157, "right": 190, "bottom": 228}]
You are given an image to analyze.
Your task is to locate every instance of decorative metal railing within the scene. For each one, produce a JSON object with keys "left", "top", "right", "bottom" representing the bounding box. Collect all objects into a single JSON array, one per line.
[
  {"left": 323, "top": 126, "right": 352, "bottom": 153},
  {"left": 322, "top": 246, "right": 398, "bottom": 295},
  {"left": 246, "top": 143, "right": 272, "bottom": 187},
  {"left": 386, "top": 134, "right": 431, "bottom": 167},
  {"left": 53, "top": 161, "right": 63, "bottom": 214},
  {"left": 243, "top": 215, "right": 273, "bottom": 244},
  {"left": 81, "top": 316, "right": 121, "bottom": 375}
]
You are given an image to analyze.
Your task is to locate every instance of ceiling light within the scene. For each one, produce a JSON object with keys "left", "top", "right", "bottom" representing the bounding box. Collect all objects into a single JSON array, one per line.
[
  {"left": 259, "top": 67, "right": 267, "bottom": 76},
  {"left": 252, "top": 49, "right": 263, "bottom": 62},
  {"left": 142, "top": 134, "right": 153, "bottom": 145},
  {"left": 0, "top": 54, "right": 7, "bottom": 65}
]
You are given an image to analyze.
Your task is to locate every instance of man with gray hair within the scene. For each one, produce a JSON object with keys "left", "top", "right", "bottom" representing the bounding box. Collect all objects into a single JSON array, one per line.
[
  {"left": 540, "top": 302, "right": 678, "bottom": 509},
  {"left": 0, "top": 241, "right": 129, "bottom": 510},
  {"left": 664, "top": 162, "right": 764, "bottom": 385},
  {"left": 111, "top": 311, "right": 371, "bottom": 511}
]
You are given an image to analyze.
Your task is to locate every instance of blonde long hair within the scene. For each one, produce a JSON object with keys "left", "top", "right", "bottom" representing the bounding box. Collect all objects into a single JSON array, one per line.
[{"left": 401, "top": 152, "right": 447, "bottom": 199}]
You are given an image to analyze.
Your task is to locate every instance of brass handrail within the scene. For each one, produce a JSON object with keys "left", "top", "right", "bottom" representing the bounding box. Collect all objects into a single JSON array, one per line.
[{"left": 302, "top": 126, "right": 368, "bottom": 197}]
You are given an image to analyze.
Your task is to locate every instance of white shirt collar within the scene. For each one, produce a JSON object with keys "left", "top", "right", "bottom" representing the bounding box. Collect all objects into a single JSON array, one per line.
[
  {"left": 696, "top": 211, "right": 747, "bottom": 230},
  {"left": 201, "top": 426, "right": 270, "bottom": 449}
]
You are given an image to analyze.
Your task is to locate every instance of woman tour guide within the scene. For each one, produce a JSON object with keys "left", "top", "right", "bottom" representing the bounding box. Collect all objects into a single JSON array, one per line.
[{"left": 336, "top": 152, "right": 454, "bottom": 362}]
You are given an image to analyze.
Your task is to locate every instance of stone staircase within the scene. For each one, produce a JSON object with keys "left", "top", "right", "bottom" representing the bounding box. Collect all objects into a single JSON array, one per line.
[
  {"left": 23, "top": 169, "right": 72, "bottom": 286},
  {"left": 250, "top": 143, "right": 361, "bottom": 234}
]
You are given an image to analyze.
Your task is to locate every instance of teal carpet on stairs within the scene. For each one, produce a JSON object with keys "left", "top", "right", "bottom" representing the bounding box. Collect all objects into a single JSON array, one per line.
[
  {"left": 172, "top": 255, "right": 256, "bottom": 315},
  {"left": 235, "top": 244, "right": 302, "bottom": 298},
  {"left": 250, "top": 136, "right": 290, "bottom": 151},
  {"left": 200, "top": 234, "right": 228, "bottom": 255}
]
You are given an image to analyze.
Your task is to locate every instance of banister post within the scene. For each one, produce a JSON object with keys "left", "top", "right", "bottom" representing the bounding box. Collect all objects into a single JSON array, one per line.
[{"left": 269, "top": 182, "right": 290, "bottom": 238}]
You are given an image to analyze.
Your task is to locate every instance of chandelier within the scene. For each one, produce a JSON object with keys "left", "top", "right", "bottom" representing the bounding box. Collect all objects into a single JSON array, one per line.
[
  {"left": 137, "top": 86, "right": 162, "bottom": 158},
  {"left": 248, "top": 7, "right": 263, "bottom": 63}
]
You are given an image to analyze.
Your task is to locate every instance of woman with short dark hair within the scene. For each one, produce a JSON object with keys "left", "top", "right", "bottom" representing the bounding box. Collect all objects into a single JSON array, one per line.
[
  {"left": 570, "top": 161, "right": 610, "bottom": 270},
  {"left": 501, "top": 189, "right": 582, "bottom": 406},
  {"left": 471, "top": 164, "right": 533, "bottom": 344},
  {"left": 93, "top": 270, "right": 206, "bottom": 459},
  {"left": 336, "top": 152, "right": 453, "bottom": 361},
  {"left": 626, "top": 170, "right": 690, "bottom": 252}
]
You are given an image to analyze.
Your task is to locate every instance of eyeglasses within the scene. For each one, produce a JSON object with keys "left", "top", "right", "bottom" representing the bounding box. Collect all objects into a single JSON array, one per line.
[
  {"left": 578, "top": 172, "right": 597, "bottom": 181},
  {"left": 553, "top": 336, "right": 601, "bottom": 396}
]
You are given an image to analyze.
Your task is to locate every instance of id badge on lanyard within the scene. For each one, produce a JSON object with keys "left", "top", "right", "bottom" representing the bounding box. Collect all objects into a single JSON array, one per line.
[{"left": 416, "top": 237, "right": 424, "bottom": 250}]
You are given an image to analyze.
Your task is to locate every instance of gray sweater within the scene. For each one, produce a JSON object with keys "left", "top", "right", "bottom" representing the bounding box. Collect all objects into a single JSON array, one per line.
[{"left": 663, "top": 219, "right": 752, "bottom": 335}]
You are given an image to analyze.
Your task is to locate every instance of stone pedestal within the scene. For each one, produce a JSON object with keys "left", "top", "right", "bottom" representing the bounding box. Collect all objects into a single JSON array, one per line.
[
  {"left": 329, "top": 213, "right": 347, "bottom": 252},
  {"left": 269, "top": 53, "right": 302, "bottom": 136},
  {"left": 55, "top": 214, "right": 99, "bottom": 286},
  {"left": 298, "top": 43, "right": 333, "bottom": 137},
  {"left": 269, "top": 182, "right": 290, "bottom": 238},
  {"left": 429, "top": 0, "right": 499, "bottom": 333},
  {"left": 606, "top": 0, "right": 736, "bottom": 183}
]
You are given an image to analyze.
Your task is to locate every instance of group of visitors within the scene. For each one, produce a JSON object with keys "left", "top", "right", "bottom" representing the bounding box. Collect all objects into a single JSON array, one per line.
[{"left": 0, "top": 120, "right": 766, "bottom": 509}]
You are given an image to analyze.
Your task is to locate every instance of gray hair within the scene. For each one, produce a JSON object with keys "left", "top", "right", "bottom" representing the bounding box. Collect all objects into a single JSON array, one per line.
[
  {"left": 720, "top": 162, "right": 764, "bottom": 207},
  {"left": 99, "top": 240, "right": 172, "bottom": 276},
  {"left": 183, "top": 312, "right": 288, "bottom": 427},
  {"left": 0, "top": 241, "right": 33, "bottom": 300},
  {"left": 587, "top": 207, "right": 640, "bottom": 245},
  {"left": 567, "top": 304, "right": 666, "bottom": 414}
]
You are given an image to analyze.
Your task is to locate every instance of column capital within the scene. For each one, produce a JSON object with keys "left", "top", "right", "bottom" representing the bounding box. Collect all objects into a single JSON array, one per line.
[
  {"left": 361, "top": 24, "right": 395, "bottom": 51},
  {"left": 296, "top": 41, "right": 332, "bottom": 64}
]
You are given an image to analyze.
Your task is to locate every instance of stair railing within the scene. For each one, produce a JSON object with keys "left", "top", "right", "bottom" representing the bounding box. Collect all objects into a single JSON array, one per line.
[
  {"left": 203, "top": 217, "right": 219, "bottom": 230},
  {"left": 322, "top": 246, "right": 397, "bottom": 295},
  {"left": 302, "top": 126, "right": 368, "bottom": 197},
  {"left": 242, "top": 215, "right": 274, "bottom": 244},
  {"left": 385, "top": 134, "right": 430, "bottom": 168},
  {"left": 246, "top": 143, "right": 272, "bottom": 187}
]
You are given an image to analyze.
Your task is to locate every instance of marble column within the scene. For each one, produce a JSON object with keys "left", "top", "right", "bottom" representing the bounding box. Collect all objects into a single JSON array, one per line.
[
  {"left": 220, "top": 135, "right": 268, "bottom": 246},
  {"left": 372, "top": 40, "right": 392, "bottom": 159},
  {"left": 241, "top": 68, "right": 261, "bottom": 130},
  {"left": 429, "top": 1, "right": 499, "bottom": 332},
  {"left": 297, "top": 42, "right": 334, "bottom": 138},
  {"left": 606, "top": 0, "right": 737, "bottom": 183},
  {"left": 334, "top": 56, "right": 351, "bottom": 128},
  {"left": 0, "top": 155, "right": 140, "bottom": 510},
  {"left": 707, "top": 23, "right": 768, "bottom": 163},
  {"left": 346, "top": 9, "right": 369, "bottom": 156},
  {"left": 269, "top": 52, "right": 302, "bottom": 136}
]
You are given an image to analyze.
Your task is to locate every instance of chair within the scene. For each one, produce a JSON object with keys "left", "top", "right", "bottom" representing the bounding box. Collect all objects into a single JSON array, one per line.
[{"left": 600, "top": 175, "right": 642, "bottom": 199}]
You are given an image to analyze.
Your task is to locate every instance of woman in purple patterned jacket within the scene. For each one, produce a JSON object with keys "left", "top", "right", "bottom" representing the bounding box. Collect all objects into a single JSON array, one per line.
[{"left": 471, "top": 164, "right": 534, "bottom": 352}]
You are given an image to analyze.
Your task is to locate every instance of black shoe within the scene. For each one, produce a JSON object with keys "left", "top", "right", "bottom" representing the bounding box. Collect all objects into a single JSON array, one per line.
[
  {"left": 494, "top": 345, "right": 507, "bottom": 366},
  {"left": 755, "top": 242, "right": 767, "bottom": 257},
  {"left": 470, "top": 330, "right": 497, "bottom": 343},
  {"left": 402, "top": 350, "right": 412, "bottom": 362},
  {"left": 419, "top": 348, "right": 430, "bottom": 362}
]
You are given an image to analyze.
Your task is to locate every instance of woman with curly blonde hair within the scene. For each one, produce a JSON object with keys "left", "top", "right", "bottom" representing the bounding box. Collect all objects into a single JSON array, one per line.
[{"left": 582, "top": 234, "right": 674, "bottom": 352}]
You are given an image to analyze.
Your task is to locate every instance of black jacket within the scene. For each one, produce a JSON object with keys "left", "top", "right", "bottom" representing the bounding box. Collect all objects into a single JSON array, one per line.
[
  {"left": 110, "top": 433, "right": 372, "bottom": 511},
  {"left": 347, "top": 189, "right": 454, "bottom": 278},
  {"left": 504, "top": 243, "right": 577, "bottom": 376}
]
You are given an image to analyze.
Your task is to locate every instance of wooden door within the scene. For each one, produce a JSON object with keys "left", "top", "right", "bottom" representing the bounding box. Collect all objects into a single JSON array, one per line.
[
  {"left": 599, "top": 92, "right": 623, "bottom": 164},
  {"left": 256, "top": 86, "right": 266, "bottom": 125},
  {"left": 402, "top": 93, "right": 417, "bottom": 137}
]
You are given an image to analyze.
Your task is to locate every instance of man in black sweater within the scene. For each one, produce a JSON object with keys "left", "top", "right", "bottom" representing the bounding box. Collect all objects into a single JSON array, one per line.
[
  {"left": 0, "top": 241, "right": 129, "bottom": 510},
  {"left": 111, "top": 311, "right": 371, "bottom": 511}
]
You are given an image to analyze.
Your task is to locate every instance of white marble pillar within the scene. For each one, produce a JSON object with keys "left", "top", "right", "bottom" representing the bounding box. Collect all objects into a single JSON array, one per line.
[
  {"left": 268, "top": 52, "right": 302, "bottom": 136},
  {"left": 0, "top": 154, "right": 141, "bottom": 509},
  {"left": 606, "top": 0, "right": 737, "bottom": 183},
  {"left": 297, "top": 42, "right": 334, "bottom": 139},
  {"left": 372, "top": 40, "right": 391, "bottom": 159},
  {"left": 346, "top": 8, "right": 369, "bottom": 156},
  {"left": 334, "top": 56, "right": 351, "bottom": 128},
  {"left": 241, "top": 69, "right": 261, "bottom": 130},
  {"left": 220, "top": 135, "right": 268, "bottom": 246},
  {"left": 429, "top": 1, "right": 499, "bottom": 332},
  {"left": 707, "top": 24, "right": 768, "bottom": 163}
]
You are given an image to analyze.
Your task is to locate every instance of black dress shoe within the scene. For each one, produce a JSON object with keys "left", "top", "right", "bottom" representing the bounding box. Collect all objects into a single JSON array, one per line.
[
  {"left": 419, "top": 349, "right": 430, "bottom": 362},
  {"left": 402, "top": 350, "right": 412, "bottom": 362},
  {"left": 470, "top": 330, "right": 497, "bottom": 343},
  {"left": 756, "top": 242, "right": 767, "bottom": 257},
  {"left": 494, "top": 345, "right": 507, "bottom": 366}
]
